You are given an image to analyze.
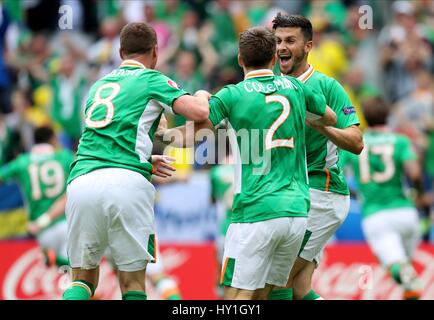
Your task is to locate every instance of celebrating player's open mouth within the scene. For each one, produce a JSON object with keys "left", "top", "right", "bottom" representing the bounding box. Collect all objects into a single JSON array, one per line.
[{"left": 278, "top": 52, "right": 292, "bottom": 69}]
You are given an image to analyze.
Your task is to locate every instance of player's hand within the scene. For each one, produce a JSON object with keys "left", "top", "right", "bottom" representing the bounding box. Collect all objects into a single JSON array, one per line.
[
  {"left": 194, "top": 90, "right": 211, "bottom": 100},
  {"left": 151, "top": 155, "right": 176, "bottom": 178},
  {"left": 155, "top": 114, "right": 168, "bottom": 138},
  {"left": 27, "top": 222, "right": 42, "bottom": 235}
]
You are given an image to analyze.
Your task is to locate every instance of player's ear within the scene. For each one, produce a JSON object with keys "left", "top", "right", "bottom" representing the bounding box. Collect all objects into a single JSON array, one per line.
[
  {"left": 119, "top": 48, "right": 124, "bottom": 60},
  {"left": 152, "top": 44, "right": 158, "bottom": 58},
  {"left": 237, "top": 53, "right": 244, "bottom": 68},
  {"left": 305, "top": 40, "right": 313, "bottom": 54}
]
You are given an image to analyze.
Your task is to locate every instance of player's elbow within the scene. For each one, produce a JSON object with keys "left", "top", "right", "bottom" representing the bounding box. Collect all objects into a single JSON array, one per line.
[{"left": 353, "top": 140, "right": 364, "bottom": 155}]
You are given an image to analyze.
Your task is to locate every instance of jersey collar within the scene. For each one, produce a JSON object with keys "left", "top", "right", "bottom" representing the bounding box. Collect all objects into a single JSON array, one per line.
[
  {"left": 120, "top": 59, "right": 146, "bottom": 69},
  {"left": 296, "top": 64, "right": 314, "bottom": 83},
  {"left": 244, "top": 69, "right": 274, "bottom": 80}
]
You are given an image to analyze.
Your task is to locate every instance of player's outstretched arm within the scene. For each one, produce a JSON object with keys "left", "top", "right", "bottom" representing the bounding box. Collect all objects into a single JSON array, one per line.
[
  {"left": 172, "top": 91, "right": 210, "bottom": 122},
  {"left": 306, "top": 123, "right": 364, "bottom": 154},
  {"left": 28, "top": 194, "right": 68, "bottom": 235}
]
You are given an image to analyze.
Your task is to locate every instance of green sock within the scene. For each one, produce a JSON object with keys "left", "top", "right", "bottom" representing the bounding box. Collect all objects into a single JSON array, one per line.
[
  {"left": 389, "top": 263, "right": 402, "bottom": 284},
  {"left": 56, "top": 256, "right": 70, "bottom": 267},
  {"left": 269, "top": 288, "right": 293, "bottom": 300},
  {"left": 302, "top": 289, "right": 322, "bottom": 300},
  {"left": 63, "top": 280, "right": 95, "bottom": 300},
  {"left": 122, "top": 291, "right": 147, "bottom": 300}
]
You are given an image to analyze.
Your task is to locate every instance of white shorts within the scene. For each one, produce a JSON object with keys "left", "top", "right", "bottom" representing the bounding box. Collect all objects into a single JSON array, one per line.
[
  {"left": 299, "top": 189, "right": 350, "bottom": 264},
  {"left": 362, "top": 207, "right": 420, "bottom": 266},
  {"left": 37, "top": 220, "right": 68, "bottom": 258},
  {"left": 220, "top": 217, "right": 307, "bottom": 291},
  {"left": 66, "top": 168, "right": 156, "bottom": 272}
]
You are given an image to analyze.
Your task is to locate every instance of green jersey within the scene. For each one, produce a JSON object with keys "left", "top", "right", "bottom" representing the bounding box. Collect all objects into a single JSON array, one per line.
[
  {"left": 340, "top": 129, "right": 416, "bottom": 218},
  {"left": 209, "top": 69, "right": 326, "bottom": 223},
  {"left": 68, "top": 60, "right": 188, "bottom": 184},
  {"left": 50, "top": 73, "right": 87, "bottom": 139},
  {"left": 0, "top": 144, "right": 74, "bottom": 227},
  {"left": 297, "top": 65, "right": 360, "bottom": 195}
]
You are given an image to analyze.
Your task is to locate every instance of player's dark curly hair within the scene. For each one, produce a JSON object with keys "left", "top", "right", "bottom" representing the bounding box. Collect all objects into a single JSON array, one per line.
[
  {"left": 272, "top": 13, "right": 313, "bottom": 42},
  {"left": 239, "top": 26, "right": 276, "bottom": 68}
]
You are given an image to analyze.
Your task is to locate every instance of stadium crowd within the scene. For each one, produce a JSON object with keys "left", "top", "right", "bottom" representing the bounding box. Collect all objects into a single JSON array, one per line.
[{"left": 0, "top": 0, "right": 433, "bottom": 241}]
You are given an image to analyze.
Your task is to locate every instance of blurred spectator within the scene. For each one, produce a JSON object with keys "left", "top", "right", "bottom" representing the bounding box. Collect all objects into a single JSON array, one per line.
[
  {"left": 389, "top": 69, "right": 434, "bottom": 157},
  {"left": 6, "top": 89, "right": 37, "bottom": 152},
  {"left": 205, "top": 0, "right": 238, "bottom": 69},
  {"left": 379, "top": 0, "right": 433, "bottom": 102},
  {"left": 343, "top": 4, "right": 381, "bottom": 89},
  {"left": 0, "top": 2, "right": 11, "bottom": 114},
  {"left": 48, "top": 53, "right": 88, "bottom": 150},
  {"left": 87, "top": 17, "right": 122, "bottom": 77},
  {"left": 168, "top": 50, "right": 206, "bottom": 126},
  {"left": 308, "top": 21, "right": 349, "bottom": 79},
  {"left": 155, "top": 0, "right": 190, "bottom": 31},
  {"left": 24, "top": 0, "right": 60, "bottom": 33}
]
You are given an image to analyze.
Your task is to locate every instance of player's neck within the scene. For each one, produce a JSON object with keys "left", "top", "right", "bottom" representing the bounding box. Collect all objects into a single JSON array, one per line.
[
  {"left": 31, "top": 143, "right": 55, "bottom": 154},
  {"left": 122, "top": 55, "right": 152, "bottom": 69},
  {"left": 243, "top": 66, "right": 274, "bottom": 78},
  {"left": 369, "top": 125, "right": 389, "bottom": 132},
  {"left": 283, "top": 62, "right": 310, "bottom": 78}
]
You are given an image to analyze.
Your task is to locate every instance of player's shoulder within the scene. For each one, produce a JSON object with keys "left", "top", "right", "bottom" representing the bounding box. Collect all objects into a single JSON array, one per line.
[
  {"left": 393, "top": 132, "right": 413, "bottom": 145},
  {"left": 309, "top": 70, "right": 342, "bottom": 88}
]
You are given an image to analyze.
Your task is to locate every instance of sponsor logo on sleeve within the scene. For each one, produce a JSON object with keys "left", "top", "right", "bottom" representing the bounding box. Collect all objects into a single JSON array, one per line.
[
  {"left": 167, "top": 79, "right": 180, "bottom": 89},
  {"left": 343, "top": 106, "right": 356, "bottom": 115}
]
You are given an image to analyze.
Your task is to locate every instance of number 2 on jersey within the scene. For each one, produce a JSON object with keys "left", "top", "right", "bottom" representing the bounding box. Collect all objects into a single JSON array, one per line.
[
  {"left": 265, "top": 95, "right": 294, "bottom": 150},
  {"left": 85, "top": 83, "right": 121, "bottom": 128}
]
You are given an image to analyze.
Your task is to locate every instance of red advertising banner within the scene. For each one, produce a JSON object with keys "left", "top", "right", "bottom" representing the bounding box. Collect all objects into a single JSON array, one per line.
[
  {"left": 1, "top": 240, "right": 433, "bottom": 300},
  {"left": 313, "top": 243, "right": 434, "bottom": 300},
  {"left": 0, "top": 240, "right": 218, "bottom": 300}
]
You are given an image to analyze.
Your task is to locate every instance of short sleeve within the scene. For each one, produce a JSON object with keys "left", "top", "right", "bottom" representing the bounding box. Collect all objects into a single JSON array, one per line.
[
  {"left": 147, "top": 71, "right": 189, "bottom": 114},
  {"left": 398, "top": 136, "right": 417, "bottom": 163},
  {"left": 0, "top": 158, "right": 21, "bottom": 182},
  {"left": 303, "top": 83, "right": 326, "bottom": 117},
  {"left": 209, "top": 87, "right": 232, "bottom": 126},
  {"left": 327, "top": 79, "right": 360, "bottom": 129}
]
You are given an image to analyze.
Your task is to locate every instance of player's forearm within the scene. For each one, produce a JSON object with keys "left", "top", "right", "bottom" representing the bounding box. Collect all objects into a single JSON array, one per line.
[
  {"left": 311, "top": 106, "right": 337, "bottom": 127},
  {"left": 160, "top": 120, "right": 214, "bottom": 148},
  {"left": 46, "top": 194, "right": 68, "bottom": 220},
  {"left": 314, "top": 125, "right": 364, "bottom": 154}
]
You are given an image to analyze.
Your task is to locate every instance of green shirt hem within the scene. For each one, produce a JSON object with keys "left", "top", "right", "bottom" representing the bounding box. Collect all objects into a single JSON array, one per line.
[
  {"left": 231, "top": 211, "right": 308, "bottom": 224},
  {"left": 68, "top": 161, "right": 152, "bottom": 185}
]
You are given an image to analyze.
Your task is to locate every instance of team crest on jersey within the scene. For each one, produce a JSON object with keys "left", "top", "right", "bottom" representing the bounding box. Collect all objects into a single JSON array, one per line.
[
  {"left": 343, "top": 106, "right": 356, "bottom": 115},
  {"left": 167, "top": 79, "right": 180, "bottom": 89}
]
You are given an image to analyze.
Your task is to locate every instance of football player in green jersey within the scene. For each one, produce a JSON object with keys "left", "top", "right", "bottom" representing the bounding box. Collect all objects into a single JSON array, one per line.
[
  {"left": 62, "top": 22, "right": 210, "bottom": 301},
  {"left": 340, "top": 97, "right": 423, "bottom": 300},
  {"left": 270, "top": 13, "right": 364, "bottom": 300},
  {"left": 0, "top": 126, "right": 73, "bottom": 268},
  {"left": 163, "top": 26, "right": 337, "bottom": 300}
]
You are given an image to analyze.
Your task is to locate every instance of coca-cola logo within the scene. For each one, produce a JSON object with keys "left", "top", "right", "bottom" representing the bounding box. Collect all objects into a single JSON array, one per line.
[
  {"left": 2, "top": 245, "right": 191, "bottom": 300},
  {"left": 313, "top": 246, "right": 434, "bottom": 300}
]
